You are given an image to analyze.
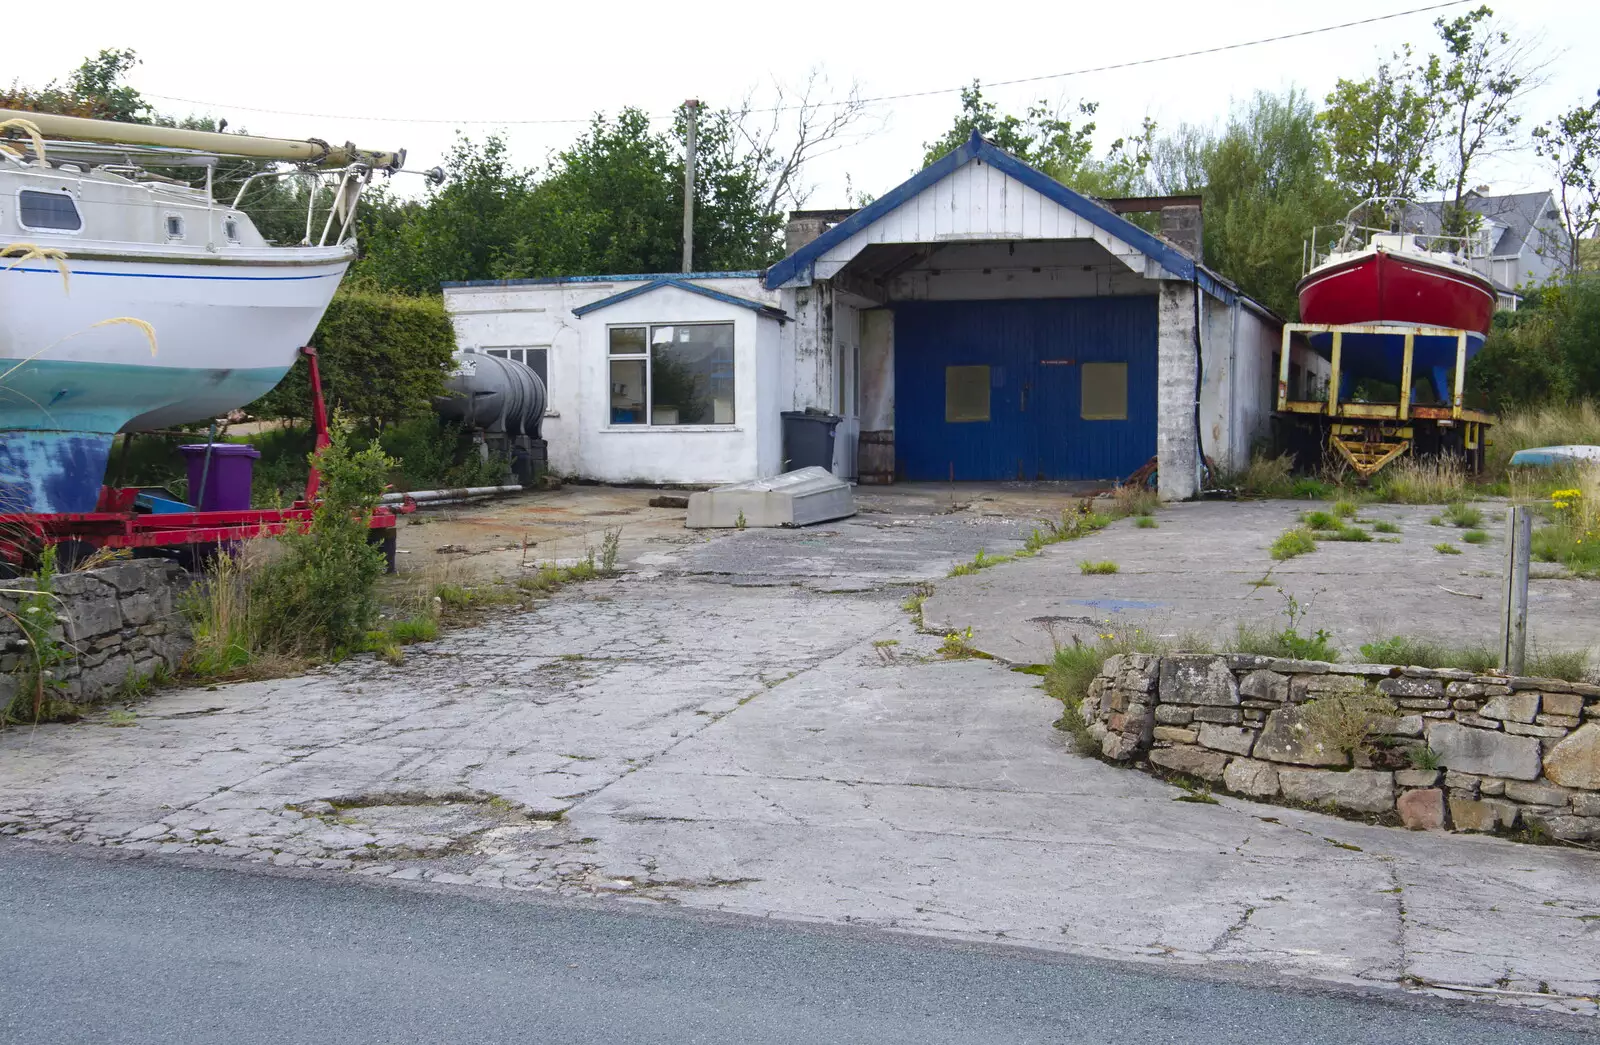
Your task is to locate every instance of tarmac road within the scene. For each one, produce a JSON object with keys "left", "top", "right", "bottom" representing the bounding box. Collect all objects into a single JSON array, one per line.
[{"left": 1, "top": 843, "right": 1590, "bottom": 1045}]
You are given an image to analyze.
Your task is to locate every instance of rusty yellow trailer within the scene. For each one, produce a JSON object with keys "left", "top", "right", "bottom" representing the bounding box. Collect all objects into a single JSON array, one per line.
[{"left": 1275, "top": 322, "right": 1494, "bottom": 479}]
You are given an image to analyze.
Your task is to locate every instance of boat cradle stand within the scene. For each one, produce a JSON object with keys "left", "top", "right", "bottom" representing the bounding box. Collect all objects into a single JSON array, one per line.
[{"left": 1274, "top": 322, "right": 1495, "bottom": 481}]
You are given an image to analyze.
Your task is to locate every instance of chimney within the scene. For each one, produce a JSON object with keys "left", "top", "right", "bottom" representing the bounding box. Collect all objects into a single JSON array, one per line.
[
  {"left": 785, "top": 215, "right": 830, "bottom": 255},
  {"left": 1159, "top": 204, "right": 1203, "bottom": 260}
]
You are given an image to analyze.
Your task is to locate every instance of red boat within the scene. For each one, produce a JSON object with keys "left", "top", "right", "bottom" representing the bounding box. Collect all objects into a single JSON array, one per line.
[{"left": 1297, "top": 238, "right": 1497, "bottom": 335}]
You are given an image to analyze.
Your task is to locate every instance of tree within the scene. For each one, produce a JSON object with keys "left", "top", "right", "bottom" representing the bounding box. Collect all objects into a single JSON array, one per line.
[
  {"left": 1, "top": 48, "right": 151, "bottom": 121},
  {"left": 1432, "top": 6, "right": 1542, "bottom": 237},
  {"left": 921, "top": 83, "right": 1152, "bottom": 196},
  {"left": 1319, "top": 47, "right": 1444, "bottom": 202},
  {"left": 1532, "top": 94, "right": 1600, "bottom": 274},
  {"left": 1197, "top": 90, "right": 1352, "bottom": 317},
  {"left": 731, "top": 69, "right": 874, "bottom": 216}
]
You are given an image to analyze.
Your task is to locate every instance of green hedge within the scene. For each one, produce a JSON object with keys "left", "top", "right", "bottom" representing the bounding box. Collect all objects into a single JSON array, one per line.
[{"left": 249, "top": 287, "right": 456, "bottom": 427}]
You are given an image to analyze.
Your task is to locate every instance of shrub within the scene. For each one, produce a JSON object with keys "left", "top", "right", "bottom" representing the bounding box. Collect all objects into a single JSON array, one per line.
[
  {"left": 249, "top": 424, "right": 394, "bottom": 658},
  {"left": 1079, "top": 560, "right": 1119, "bottom": 575},
  {"left": 1269, "top": 527, "right": 1317, "bottom": 560},
  {"left": 248, "top": 288, "right": 456, "bottom": 428},
  {"left": 1300, "top": 692, "right": 1397, "bottom": 762}
]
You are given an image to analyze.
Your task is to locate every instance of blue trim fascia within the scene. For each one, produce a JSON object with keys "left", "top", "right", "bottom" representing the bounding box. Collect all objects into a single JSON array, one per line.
[
  {"left": 570, "top": 278, "right": 788, "bottom": 322},
  {"left": 5, "top": 266, "right": 338, "bottom": 282},
  {"left": 764, "top": 130, "right": 1206, "bottom": 291},
  {"left": 442, "top": 270, "right": 764, "bottom": 290}
]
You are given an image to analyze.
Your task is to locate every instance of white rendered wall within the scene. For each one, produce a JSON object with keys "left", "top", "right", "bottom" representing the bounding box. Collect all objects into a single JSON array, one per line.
[{"left": 444, "top": 277, "right": 779, "bottom": 484}]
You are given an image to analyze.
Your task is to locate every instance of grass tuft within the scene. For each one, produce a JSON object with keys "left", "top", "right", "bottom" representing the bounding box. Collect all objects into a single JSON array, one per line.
[
  {"left": 1358, "top": 636, "right": 1498, "bottom": 672},
  {"left": 1078, "top": 560, "right": 1119, "bottom": 575},
  {"left": 1135, "top": 515, "right": 1159, "bottom": 529},
  {"left": 1433, "top": 542, "right": 1462, "bottom": 555},
  {"left": 1460, "top": 529, "right": 1489, "bottom": 544},
  {"left": 1372, "top": 520, "right": 1401, "bottom": 534},
  {"left": 1269, "top": 527, "right": 1317, "bottom": 560},
  {"left": 1373, "top": 456, "right": 1470, "bottom": 505},
  {"left": 1441, "top": 503, "right": 1484, "bottom": 529}
]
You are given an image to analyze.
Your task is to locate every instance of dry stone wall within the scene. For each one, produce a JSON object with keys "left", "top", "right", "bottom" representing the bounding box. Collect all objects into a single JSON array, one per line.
[
  {"left": 1, "top": 560, "right": 191, "bottom": 710},
  {"left": 1084, "top": 653, "right": 1600, "bottom": 841}
]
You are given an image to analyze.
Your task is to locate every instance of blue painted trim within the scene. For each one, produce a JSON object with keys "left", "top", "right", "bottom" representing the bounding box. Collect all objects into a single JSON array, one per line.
[
  {"left": 4, "top": 266, "right": 339, "bottom": 282},
  {"left": 442, "top": 270, "right": 764, "bottom": 290},
  {"left": 762, "top": 130, "right": 1279, "bottom": 320},
  {"left": 570, "top": 278, "right": 788, "bottom": 322}
]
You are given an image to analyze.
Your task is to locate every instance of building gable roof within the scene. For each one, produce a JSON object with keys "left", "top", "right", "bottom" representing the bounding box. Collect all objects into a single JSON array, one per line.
[
  {"left": 1410, "top": 191, "right": 1558, "bottom": 256},
  {"left": 764, "top": 130, "right": 1221, "bottom": 295},
  {"left": 570, "top": 277, "right": 788, "bottom": 322}
]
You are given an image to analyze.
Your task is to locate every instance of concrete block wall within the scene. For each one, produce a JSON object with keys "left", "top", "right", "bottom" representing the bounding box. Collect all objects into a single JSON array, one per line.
[
  {"left": 1084, "top": 653, "right": 1600, "bottom": 841},
  {"left": 0, "top": 560, "right": 191, "bottom": 710}
]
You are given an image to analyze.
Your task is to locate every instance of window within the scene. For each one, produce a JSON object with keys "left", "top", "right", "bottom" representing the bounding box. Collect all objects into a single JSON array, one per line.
[
  {"left": 165, "top": 215, "right": 185, "bottom": 240},
  {"left": 485, "top": 346, "right": 549, "bottom": 396},
  {"left": 1081, "top": 362, "right": 1128, "bottom": 421},
  {"left": 224, "top": 218, "right": 240, "bottom": 242},
  {"left": 607, "top": 323, "right": 735, "bottom": 426},
  {"left": 18, "top": 190, "right": 81, "bottom": 232},
  {"left": 945, "top": 365, "right": 991, "bottom": 422}
]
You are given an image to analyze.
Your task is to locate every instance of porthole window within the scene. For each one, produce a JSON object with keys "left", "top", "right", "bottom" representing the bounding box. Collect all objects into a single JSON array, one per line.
[
  {"left": 165, "top": 215, "right": 185, "bottom": 240},
  {"left": 18, "top": 190, "right": 82, "bottom": 232}
]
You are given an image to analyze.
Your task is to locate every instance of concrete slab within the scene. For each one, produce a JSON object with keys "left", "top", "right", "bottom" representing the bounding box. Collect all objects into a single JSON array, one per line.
[
  {"left": 687, "top": 467, "right": 855, "bottom": 528},
  {"left": 2, "top": 486, "right": 1597, "bottom": 1015}
]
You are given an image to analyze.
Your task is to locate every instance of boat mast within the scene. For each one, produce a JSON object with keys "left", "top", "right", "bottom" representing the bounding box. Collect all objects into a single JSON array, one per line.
[{"left": 0, "top": 108, "right": 404, "bottom": 171}]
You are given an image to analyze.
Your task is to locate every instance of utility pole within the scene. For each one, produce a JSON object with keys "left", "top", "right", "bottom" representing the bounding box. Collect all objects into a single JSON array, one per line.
[{"left": 682, "top": 98, "right": 699, "bottom": 274}]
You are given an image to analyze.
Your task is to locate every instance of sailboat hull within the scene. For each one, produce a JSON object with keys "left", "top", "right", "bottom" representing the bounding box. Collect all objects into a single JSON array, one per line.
[
  {"left": 1297, "top": 249, "right": 1497, "bottom": 335},
  {"left": 0, "top": 250, "right": 349, "bottom": 513}
]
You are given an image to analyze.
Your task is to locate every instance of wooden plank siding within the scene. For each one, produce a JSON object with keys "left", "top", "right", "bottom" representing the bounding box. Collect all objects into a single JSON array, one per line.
[{"left": 813, "top": 160, "right": 1147, "bottom": 282}]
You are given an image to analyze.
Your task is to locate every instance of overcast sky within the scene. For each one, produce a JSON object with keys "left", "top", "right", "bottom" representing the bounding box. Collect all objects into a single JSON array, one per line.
[{"left": 12, "top": 0, "right": 1597, "bottom": 208}]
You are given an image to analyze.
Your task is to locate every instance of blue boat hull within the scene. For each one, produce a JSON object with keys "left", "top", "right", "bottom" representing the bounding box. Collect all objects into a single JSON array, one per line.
[
  {"left": 1306, "top": 329, "right": 1486, "bottom": 403},
  {"left": 0, "top": 360, "right": 287, "bottom": 513}
]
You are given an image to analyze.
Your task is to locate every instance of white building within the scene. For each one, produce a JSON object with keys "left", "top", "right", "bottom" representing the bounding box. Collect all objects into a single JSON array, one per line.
[{"left": 444, "top": 131, "right": 1312, "bottom": 499}]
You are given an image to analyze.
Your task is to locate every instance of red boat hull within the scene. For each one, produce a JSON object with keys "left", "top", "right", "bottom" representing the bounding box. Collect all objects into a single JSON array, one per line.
[{"left": 1296, "top": 250, "right": 1496, "bottom": 334}]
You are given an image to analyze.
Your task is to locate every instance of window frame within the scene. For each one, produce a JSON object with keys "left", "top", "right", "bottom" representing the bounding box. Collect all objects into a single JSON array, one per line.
[
  {"left": 1079, "top": 361, "right": 1129, "bottom": 421},
  {"left": 945, "top": 365, "right": 992, "bottom": 423},
  {"left": 164, "top": 214, "right": 186, "bottom": 241},
  {"left": 17, "top": 188, "right": 83, "bottom": 235},
  {"left": 483, "top": 346, "right": 551, "bottom": 404},
  {"left": 605, "top": 321, "right": 738, "bottom": 429}
]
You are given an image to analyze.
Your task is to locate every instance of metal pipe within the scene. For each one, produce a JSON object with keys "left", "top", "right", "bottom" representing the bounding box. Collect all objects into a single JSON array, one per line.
[
  {"left": 0, "top": 107, "right": 404, "bottom": 170},
  {"left": 379, "top": 485, "right": 523, "bottom": 505}
]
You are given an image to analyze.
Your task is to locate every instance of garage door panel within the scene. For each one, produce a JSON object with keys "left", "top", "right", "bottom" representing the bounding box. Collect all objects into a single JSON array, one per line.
[{"left": 894, "top": 297, "right": 1156, "bottom": 481}]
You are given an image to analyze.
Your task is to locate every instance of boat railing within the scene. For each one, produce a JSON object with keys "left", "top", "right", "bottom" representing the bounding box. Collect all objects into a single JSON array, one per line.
[{"left": 1303, "top": 222, "right": 1492, "bottom": 275}]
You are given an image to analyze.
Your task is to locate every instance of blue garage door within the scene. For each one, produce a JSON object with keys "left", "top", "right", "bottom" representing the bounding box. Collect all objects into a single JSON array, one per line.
[{"left": 893, "top": 297, "right": 1157, "bottom": 481}]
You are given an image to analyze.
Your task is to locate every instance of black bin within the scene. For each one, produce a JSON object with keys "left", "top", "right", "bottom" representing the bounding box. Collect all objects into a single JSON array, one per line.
[{"left": 780, "top": 409, "right": 843, "bottom": 473}]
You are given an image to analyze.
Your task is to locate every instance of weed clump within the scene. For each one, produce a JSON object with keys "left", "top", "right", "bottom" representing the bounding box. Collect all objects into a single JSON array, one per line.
[
  {"left": 1372, "top": 520, "right": 1401, "bottom": 534},
  {"left": 1135, "top": 516, "right": 1159, "bottom": 529},
  {"left": 1358, "top": 636, "right": 1497, "bottom": 672},
  {"left": 1300, "top": 692, "right": 1397, "bottom": 763},
  {"left": 1433, "top": 542, "right": 1462, "bottom": 555},
  {"left": 1373, "top": 456, "right": 1469, "bottom": 505},
  {"left": 1461, "top": 529, "right": 1489, "bottom": 544},
  {"left": 1269, "top": 528, "right": 1317, "bottom": 560},
  {"left": 1441, "top": 503, "right": 1484, "bottom": 529},
  {"left": 1079, "top": 560, "right": 1119, "bottom": 575}
]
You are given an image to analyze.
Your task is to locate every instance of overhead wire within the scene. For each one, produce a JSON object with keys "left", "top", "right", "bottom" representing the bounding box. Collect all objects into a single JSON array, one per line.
[{"left": 141, "top": 0, "right": 1473, "bottom": 128}]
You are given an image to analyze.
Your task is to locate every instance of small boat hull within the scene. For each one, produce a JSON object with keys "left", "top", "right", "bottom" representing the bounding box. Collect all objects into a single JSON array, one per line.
[
  {"left": 1297, "top": 249, "right": 1497, "bottom": 334},
  {"left": 0, "top": 248, "right": 348, "bottom": 512}
]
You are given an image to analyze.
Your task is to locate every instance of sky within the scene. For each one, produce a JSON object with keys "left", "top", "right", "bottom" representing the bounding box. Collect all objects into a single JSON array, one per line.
[{"left": 9, "top": 0, "right": 1598, "bottom": 209}]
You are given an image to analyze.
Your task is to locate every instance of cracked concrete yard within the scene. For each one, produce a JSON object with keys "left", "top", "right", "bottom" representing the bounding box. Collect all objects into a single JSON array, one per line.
[{"left": 2, "top": 486, "right": 1597, "bottom": 1016}]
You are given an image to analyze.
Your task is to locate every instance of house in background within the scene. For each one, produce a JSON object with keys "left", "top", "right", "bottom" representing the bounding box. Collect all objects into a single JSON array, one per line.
[
  {"left": 1406, "top": 190, "right": 1572, "bottom": 301},
  {"left": 443, "top": 131, "right": 1313, "bottom": 499}
]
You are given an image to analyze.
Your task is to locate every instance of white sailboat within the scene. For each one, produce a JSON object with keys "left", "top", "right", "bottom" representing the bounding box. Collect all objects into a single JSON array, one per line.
[{"left": 0, "top": 110, "right": 407, "bottom": 513}]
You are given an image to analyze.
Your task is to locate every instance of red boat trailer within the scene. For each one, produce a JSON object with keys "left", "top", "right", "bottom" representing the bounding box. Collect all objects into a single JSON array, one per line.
[{"left": 0, "top": 347, "right": 411, "bottom": 570}]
